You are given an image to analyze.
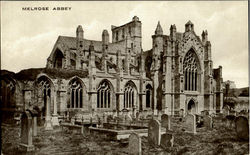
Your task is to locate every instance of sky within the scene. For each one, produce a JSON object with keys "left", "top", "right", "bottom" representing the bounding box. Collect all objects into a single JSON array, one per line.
[{"left": 1, "top": 1, "right": 248, "bottom": 88}]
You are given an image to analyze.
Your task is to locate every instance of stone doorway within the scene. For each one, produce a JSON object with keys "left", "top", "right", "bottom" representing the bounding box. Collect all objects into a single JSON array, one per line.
[{"left": 187, "top": 99, "right": 196, "bottom": 114}]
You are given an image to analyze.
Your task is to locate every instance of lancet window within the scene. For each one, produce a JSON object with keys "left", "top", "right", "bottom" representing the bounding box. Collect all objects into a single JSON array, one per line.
[
  {"left": 97, "top": 81, "right": 111, "bottom": 108},
  {"left": 69, "top": 79, "right": 83, "bottom": 108},
  {"left": 124, "top": 82, "right": 136, "bottom": 108}
]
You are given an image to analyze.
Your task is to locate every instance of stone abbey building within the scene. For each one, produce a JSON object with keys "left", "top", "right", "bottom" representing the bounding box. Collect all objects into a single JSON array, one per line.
[{"left": 1, "top": 16, "right": 223, "bottom": 125}]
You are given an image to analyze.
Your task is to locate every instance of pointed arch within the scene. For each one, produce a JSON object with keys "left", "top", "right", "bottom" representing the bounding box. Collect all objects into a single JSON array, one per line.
[
  {"left": 146, "top": 84, "right": 153, "bottom": 108},
  {"left": 97, "top": 79, "right": 114, "bottom": 109},
  {"left": 187, "top": 98, "right": 197, "bottom": 114},
  {"left": 36, "top": 75, "right": 54, "bottom": 118},
  {"left": 124, "top": 80, "right": 138, "bottom": 109},
  {"left": 0, "top": 76, "right": 17, "bottom": 108},
  {"left": 183, "top": 48, "right": 200, "bottom": 91},
  {"left": 53, "top": 48, "right": 64, "bottom": 69},
  {"left": 68, "top": 77, "right": 86, "bottom": 109}
]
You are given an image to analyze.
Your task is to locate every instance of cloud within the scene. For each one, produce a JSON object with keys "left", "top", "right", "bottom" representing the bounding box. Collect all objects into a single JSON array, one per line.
[{"left": 1, "top": 1, "right": 248, "bottom": 88}]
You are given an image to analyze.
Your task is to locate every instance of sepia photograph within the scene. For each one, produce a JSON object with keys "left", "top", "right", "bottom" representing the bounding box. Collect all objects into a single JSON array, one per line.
[{"left": 1, "top": 1, "right": 249, "bottom": 154}]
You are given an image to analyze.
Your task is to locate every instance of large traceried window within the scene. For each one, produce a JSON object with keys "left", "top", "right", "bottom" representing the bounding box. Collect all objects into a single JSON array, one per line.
[
  {"left": 37, "top": 76, "right": 52, "bottom": 116},
  {"left": 183, "top": 50, "right": 199, "bottom": 91},
  {"left": 124, "top": 82, "right": 136, "bottom": 109},
  {"left": 97, "top": 81, "right": 111, "bottom": 108},
  {"left": 69, "top": 79, "right": 83, "bottom": 108}
]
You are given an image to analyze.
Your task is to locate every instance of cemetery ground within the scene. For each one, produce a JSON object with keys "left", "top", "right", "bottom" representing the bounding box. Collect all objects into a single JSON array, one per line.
[{"left": 2, "top": 116, "right": 249, "bottom": 155}]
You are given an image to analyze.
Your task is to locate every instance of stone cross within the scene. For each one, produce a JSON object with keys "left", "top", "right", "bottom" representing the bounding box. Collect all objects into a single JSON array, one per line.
[
  {"left": 161, "top": 114, "right": 171, "bottom": 131},
  {"left": 160, "top": 133, "right": 174, "bottom": 149},
  {"left": 19, "top": 111, "right": 35, "bottom": 152},
  {"left": 148, "top": 119, "right": 161, "bottom": 146},
  {"left": 128, "top": 133, "right": 142, "bottom": 155},
  {"left": 203, "top": 115, "right": 213, "bottom": 129},
  {"left": 235, "top": 116, "right": 249, "bottom": 141},
  {"left": 184, "top": 114, "right": 196, "bottom": 134}
]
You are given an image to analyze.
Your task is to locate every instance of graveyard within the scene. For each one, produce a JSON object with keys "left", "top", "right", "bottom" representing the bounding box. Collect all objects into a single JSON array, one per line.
[{"left": 1, "top": 111, "right": 249, "bottom": 155}]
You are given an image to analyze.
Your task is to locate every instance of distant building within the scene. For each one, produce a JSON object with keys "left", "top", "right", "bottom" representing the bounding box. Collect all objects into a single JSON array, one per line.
[
  {"left": 223, "top": 80, "right": 236, "bottom": 89},
  {"left": 0, "top": 16, "right": 224, "bottom": 125}
]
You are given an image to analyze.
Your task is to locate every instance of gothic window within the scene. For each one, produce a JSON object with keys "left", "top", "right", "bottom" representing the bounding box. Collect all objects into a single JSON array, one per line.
[
  {"left": 129, "top": 26, "right": 131, "bottom": 35},
  {"left": 116, "top": 31, "right": 118, "bottom": 41},
  {"left": 71, "top": 59, "right": 76, "bottom": 69},
  {"left": 0, "top": 79, "right": 15, "bottom": 108},
  {"left": 53, "top": 49, "right": 64, "bottom": 69},
  {"left": 69, "top": 79, "right": 83, "bottom": 108},
  {"left": 97, "top": 81, "right": 111, "bottom": 108},
  {"left": 124, "top": 82, "right": 136, "bottom": 109},
  {"left": 183, "top": 50, "right": 199, "bottom": 91},
  {"left": 122, "top": 28, "right": 125, "bottom": 39},
  {"left": 146, "top": 84, "right": 152, "bottom": 108},
  {"left": 37, "top": 76, "right": 52, "bottom": 116}
]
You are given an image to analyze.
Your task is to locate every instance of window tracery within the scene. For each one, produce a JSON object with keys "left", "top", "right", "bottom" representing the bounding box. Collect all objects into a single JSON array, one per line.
[
  {"left": 183, "top": 50, "right": 198, "bottom": 91},
  {"left": 97, "top": 81, "right": 111, "bottom": 108}
]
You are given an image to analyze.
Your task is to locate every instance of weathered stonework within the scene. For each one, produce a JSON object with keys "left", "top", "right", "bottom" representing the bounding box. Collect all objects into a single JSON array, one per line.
[{"left": 0, "top": 16, "right": 223, "bottom": 124}]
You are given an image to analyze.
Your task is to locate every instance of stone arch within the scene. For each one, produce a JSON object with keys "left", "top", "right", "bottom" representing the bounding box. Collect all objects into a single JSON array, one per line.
[
  {"left": 67, "top": 77, "right": 87, "bottom": 109},
  {"left": 186, "top": 98, "right": 197, "bottom": 114},
  {"left": 96, "top": 79, "right": 114, "bottom": 109},
  {"left": 183, "top": 48, "right": 201, "bottom": 91},
  {"left": 0, "top": 76, "right": 17, "bottom": 109},
  {"left": 35, "top": 75, "right": 54, "bottom": 123},
  {"left": 52, "top": 48, "right": 64, "bottom": 69},
  {"left": 146, "top": 84, "right": 153, "bottom": 108},
  {"left": 123, "top": 80, "right": 138, "bottom": 109}
]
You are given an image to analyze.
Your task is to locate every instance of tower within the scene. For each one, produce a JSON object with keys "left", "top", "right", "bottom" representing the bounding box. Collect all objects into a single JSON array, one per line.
[{"left": 151, "top": 21, "right": 164, "bottom": 114}]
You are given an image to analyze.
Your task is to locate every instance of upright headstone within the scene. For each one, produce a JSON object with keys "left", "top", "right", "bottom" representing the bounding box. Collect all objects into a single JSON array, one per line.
[
  {"left": 125, "top": 114, "right": 133, "bottom": 124},
  {"left": 223, "top": 106, "right": 230, "bottom": 115},
  {"left": 201, "top": 110, "right": 209, "bottom": 116},
  {"left": 161, "top": 114, "right": 171, "bottom": 131},
  {"left": 128, "top": 133, "right": 142, "bottom": 155},
  {"left": 184, "top": 114, "right": 196, "bottom": 134},
  {"left": 19, "top": 111, "right": 35, "bottom": 152},
  {"left": 235, "top": 116, "right": 249, "bottom": 141},
  {"left": 203, "top": 115, "right": 213, "bottom": 129},
  {"left": 179, "top": 109, "right": 184, "bottom": 117},
  {"left": 160, "top": 133, "right": 174, "bottom": 149},
  {"left": 136, "top": 112, "right": 140, "bottom": 121},
  {"left": 148, "top": 119, "right": 161, "bottom": 146}
]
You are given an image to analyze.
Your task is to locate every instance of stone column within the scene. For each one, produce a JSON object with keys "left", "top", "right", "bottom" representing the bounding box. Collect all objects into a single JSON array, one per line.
[
  {"left": 52, "top": 90, "right": 59, "bottom": 126},
  {"left": 119, "top": 93, "right": 124, "bottom": 112},
  {"left": 44, "top": 94, "right": 53, "bottom": 130},
  {"left": 32, "top": 117, "right": 37, "bottom": 136}
]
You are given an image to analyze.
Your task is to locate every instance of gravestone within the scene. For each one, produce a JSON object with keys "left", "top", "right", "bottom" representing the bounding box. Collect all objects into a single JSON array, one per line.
[
  {"left": 184, "top": 114, "right": 196, "bottom": 134},
  {"left": 128, "top": 133, "right": 142, "bottom": 155},
  {"left": 148, "top": 119, "right": 161, "bottom": 146},
  {"left": 136, "top": 112, "right": 140, "bottom": 121},
  {"left": 161, "top": 114, "right": 171, "bottom": 131},
  {"left": 125, "top": 114, "right": 133, "bottom": 124},
  {"left": 223, "top": 106, "right": 230, "bottom": 115},
  {"left": 225, "top": 115, "right": 236, "bottom": 128},
  {"left": 235, "top": 116, "right": 249, "bottom": 140},
  {"left": 201, "top": 110, "right": 209, "bottom": 116},
  {"left": 19, "top": 111, "right": 35, "bottom": 152},
  {"left": 160, "top": 133, "right": 174, "bottom": 149},
  {"left": 203, "top": 115, "right": 213, "bottom": 129},
  {"left": 179, "top": 109, "right": 184, "bottom": 117}
]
